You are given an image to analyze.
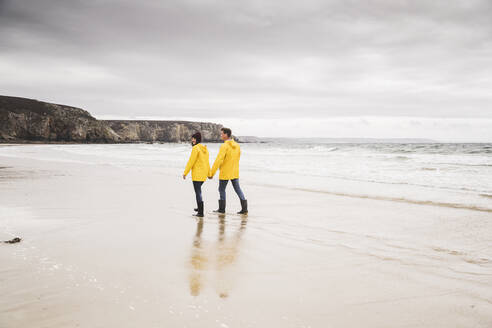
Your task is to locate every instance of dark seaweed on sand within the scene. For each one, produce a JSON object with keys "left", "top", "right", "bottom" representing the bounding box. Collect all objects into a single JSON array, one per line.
[{"left": 3, "top": 237, "right": 21, "bottom": 244}]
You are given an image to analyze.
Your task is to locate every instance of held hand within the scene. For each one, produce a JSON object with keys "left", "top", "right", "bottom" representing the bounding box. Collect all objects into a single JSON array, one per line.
[{"left": 183, "top": 174, "right": 186, "bottom": 180}]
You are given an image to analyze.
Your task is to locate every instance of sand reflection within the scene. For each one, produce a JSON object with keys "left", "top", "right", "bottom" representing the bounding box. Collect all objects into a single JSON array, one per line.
[{"left": 189, "top": 217, "right": 248, "bottom": 297}]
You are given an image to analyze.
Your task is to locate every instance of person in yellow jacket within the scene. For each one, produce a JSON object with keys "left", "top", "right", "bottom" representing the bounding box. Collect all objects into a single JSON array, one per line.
[
  {"left": 183, "top": 132, "right": 210, "bottom": 217},
  {"left": 208, "top": 127, "right": 248, "bottom": 214}
]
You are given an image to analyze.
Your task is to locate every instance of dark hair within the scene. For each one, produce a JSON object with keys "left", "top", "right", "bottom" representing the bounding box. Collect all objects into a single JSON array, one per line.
[
  {"left": 192, "top": 132, "right": 202, "bottom": 144},
  {"left": 221, "top": 127, "right": 232, "bottom": 138}
]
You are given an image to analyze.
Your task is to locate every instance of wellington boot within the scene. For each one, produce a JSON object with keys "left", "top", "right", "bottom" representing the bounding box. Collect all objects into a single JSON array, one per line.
[
  {"left": 237, "top": 199, "right": 248, "bottom": 215},
  {"left": 213, "top": 200, "right": 225, "bottom": 214}
]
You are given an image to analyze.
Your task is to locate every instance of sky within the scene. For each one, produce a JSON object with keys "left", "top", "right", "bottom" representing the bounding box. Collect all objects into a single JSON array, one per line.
[{"left": 1, "top": 0, "right": 491, "bottom": 141}]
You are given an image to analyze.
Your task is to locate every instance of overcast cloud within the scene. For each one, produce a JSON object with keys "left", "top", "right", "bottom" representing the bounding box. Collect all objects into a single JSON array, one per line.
[{"left": 1, "top": 0, "right": 491, "bottom": 140}]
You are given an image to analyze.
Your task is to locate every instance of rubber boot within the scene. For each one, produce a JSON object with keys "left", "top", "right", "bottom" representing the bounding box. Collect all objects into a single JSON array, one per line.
[
  {"left": 237, "top": 199, "right": 248, "bottom": 214},
  {"left": 194, "top": 201, "right": 204, "bottom": 217},
  {"left": 213, "top": 200, "right": 226, "bottom": 214}
]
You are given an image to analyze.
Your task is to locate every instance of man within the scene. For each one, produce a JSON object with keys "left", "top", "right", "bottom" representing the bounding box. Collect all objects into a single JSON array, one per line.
[{"left": 209, "top": 127, "right": 248, "bottom": 214}]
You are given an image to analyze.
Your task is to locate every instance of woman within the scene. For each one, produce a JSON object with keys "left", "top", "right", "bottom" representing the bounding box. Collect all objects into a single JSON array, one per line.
[{"left": 183, "top": 132, "right": 210, "bottom": 217}]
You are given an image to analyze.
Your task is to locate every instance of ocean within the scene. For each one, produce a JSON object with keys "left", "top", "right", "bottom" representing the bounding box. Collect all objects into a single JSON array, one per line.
[{"left": 1, "top": 142, "right": 491, "bottom": 212}]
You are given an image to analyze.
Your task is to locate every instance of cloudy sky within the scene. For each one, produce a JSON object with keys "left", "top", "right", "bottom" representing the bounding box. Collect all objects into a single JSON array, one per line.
[{"left": 1, "top": 0, "right": 491, "bottom": 140}]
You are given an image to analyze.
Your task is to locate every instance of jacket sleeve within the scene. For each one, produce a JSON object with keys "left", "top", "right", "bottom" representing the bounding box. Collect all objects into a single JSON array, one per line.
[
  {"left": 210, "top": 144, "right": 226, "bottom": 177},
  {"left": 183, "top": 147, "right": 198, "bottom": 176}
]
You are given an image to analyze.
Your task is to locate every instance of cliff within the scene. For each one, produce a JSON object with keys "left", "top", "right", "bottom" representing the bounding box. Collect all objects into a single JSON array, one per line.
[
  {"left": 0, "top": 96, "right": 119, "bottom": 142},
  {"left": 0, "top": 95, "right": 223, "bottom": 143},
  {"left": 104, "top": 120, "right": 222, "bottom": 142}
]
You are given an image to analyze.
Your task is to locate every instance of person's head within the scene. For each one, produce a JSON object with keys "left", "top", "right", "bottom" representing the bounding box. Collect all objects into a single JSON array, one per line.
[
  {"left": 220, "top": 128, "right": 231, "bottom": 141},
  {"left": 191, "top": 132, "right": 201, "bottom": 145}
]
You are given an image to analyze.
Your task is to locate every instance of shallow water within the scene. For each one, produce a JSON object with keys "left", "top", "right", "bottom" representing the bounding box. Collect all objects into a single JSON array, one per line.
[{"left": 1, "top": 142, "right": 490, "bottom": 211}]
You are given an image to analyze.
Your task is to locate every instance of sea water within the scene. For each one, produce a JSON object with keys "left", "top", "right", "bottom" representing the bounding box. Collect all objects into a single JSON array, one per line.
[{"left": 0, "top": 142, "right": 491, "bottom": 212}]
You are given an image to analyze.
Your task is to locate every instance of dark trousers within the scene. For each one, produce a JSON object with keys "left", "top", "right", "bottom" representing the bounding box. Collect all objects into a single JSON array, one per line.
[
  {"left": 219, "top": 179, "right": 246, "bottom": 201},
  {"left": 193, "top": 181, "right": 204, "bottom": 204}
]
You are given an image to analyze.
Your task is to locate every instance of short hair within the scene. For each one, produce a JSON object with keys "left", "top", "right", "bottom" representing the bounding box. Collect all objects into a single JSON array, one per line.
[
  {"left": 221, "top": 127, "right": 232, "bottom": 138},
  {"left": 192, "top": 132, "right": 202, "bottom": 143}
]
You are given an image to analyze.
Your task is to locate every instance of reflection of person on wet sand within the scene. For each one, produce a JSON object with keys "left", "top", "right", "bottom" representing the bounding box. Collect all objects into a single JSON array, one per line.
[
  {"left": 188, "top": 217, "right": 248, "bottom": 297},
  {"left": 189, "top": 219, "right": 206, "bottom": 296},
  {"left": 216, "top": 216, "right": 248, "bottom": 298}
]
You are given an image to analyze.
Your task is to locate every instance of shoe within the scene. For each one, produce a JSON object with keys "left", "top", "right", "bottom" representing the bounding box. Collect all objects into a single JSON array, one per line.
[
  {"left": 237, "top": 199, "right": 248, "bottom": 214},
  {"left": 213, "top": 200, "right": 226, "bottom": 214},
  {"left": 194, "top": 201, "right": 204, "bottom": 217}
]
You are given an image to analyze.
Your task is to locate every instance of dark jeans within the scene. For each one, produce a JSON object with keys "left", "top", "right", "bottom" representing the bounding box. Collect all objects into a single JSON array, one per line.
[
  {"left": 193, "top": 181, "right": 204, "bottom": 203},
  {"left": 219, "top": 179, "right": 246, "bottom": 201}
]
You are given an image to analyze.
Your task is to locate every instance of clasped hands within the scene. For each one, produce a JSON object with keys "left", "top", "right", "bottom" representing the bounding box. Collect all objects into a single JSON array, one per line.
[{"left": 182, "top": 175, "right": 213, "bottom": 180}]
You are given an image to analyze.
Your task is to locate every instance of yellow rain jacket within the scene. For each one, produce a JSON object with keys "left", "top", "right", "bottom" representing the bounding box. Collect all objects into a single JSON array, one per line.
[
  {"left": 210, "top": 139, "right": 241, "bottom": 180},
  {"left": 183, "top": 143, "right": 210, "bottom": 181}
]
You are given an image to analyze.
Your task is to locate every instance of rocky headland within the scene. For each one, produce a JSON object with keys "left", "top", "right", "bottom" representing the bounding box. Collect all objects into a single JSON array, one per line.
[
  {"left": 105, "top": 120, "right": 222, "bottom": 143},
  {"left": 0, "top": 95, "right": 223, "bottom": 143}
]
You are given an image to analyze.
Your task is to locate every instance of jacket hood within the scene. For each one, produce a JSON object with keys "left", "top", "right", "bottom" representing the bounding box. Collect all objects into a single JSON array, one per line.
[
  {"left": 195, "top": 143, "right": 208, "bottom": 153},
  {"left": 225, "top": 139, "right": 238, "bottom": 149}
]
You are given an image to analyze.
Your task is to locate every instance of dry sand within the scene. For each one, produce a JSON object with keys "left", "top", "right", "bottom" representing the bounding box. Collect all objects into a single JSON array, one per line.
[{"left": 0, "top": 153, "right": 491, "bottom": 327}]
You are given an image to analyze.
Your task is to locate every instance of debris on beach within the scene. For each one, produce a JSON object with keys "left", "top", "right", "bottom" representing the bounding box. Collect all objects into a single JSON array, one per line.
[{"left": 3, "top": 237, "right": 22, "bottom": 244}]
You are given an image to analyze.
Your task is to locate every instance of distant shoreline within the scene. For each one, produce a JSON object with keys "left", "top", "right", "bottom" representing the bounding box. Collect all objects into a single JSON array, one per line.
[
  {"left": 0, "top": 140, "right": 226, "bottom": 145},
  {"left": 1, "top": 139, "right": 490, "bottom": 145}
]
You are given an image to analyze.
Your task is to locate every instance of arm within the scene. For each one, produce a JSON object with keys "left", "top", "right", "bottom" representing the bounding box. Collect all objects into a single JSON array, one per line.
[
  {"left": 183, "top": 147, "right": 198, "bottom": 177},
  {"left": 210, "top": 144, "right": 226, "bottom": 177}
]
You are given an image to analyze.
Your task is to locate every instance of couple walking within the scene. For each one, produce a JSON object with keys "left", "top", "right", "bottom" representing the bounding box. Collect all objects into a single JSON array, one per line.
[{"left": 183, "top": 127, "right": 248, "bottom": 217}]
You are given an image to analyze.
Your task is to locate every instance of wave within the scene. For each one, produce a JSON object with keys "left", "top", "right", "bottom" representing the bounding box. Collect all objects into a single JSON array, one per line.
[
  {"left": 254, "top": 183, "right": 492, "bottom": 213},
  {"left": 432, "top": 162, "right": 492, "bottom": 168},
  {"left": 308, "top": 145, "right": 339, "bottom": 152},
  {"left": 256, "top": 169, "right": 491, "bottom": 194},
  {"left": 420, "top": 167, "right": 437, "bottom": 171}
]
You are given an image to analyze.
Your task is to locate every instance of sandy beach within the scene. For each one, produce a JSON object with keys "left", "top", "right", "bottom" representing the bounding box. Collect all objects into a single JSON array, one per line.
[{"left": 1, "top": 145, "right": 491, "bottom": 328}]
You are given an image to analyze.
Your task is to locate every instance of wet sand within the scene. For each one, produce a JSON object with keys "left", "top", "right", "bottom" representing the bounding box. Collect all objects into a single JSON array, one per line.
[{"left": 0, "top": 154, "right": 491, "bottom": 327}]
